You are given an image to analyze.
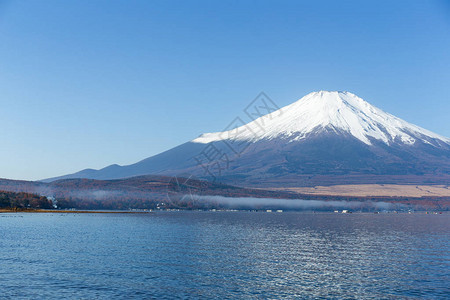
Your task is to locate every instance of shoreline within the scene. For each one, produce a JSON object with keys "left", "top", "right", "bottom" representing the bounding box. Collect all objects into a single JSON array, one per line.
[
  {"left": 1, "top": 208, "right": 446, "bottom": 214},
  {"left": 0, "top": 209, "right": 151, "bottom": 214}
]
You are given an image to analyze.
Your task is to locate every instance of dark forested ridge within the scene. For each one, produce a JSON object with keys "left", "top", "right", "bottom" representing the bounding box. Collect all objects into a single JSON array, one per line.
[
  {"left": 0, "top": 176, "right": 448, "bottom": 211},
  {"left": 0, "top": 191, "right": 53, "bottom": 209}
]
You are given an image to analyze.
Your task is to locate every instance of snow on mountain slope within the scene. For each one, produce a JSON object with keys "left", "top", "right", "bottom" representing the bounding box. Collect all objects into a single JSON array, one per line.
[
  {"left": 44, "top": 91, "right": 450, "bottom": 185},
  {"left": 193, "top": 91, "right": 450, "bottom": 146}
]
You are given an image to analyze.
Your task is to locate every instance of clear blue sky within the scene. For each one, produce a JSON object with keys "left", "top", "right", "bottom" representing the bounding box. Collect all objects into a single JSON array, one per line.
[{"left": 0, "top": 0, "right": 449, "bottom": 180}]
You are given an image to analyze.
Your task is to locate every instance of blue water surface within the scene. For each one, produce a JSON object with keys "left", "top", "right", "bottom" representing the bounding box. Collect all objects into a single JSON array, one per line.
[{"left": 0, "top": 212, "right": 448, "bottom": 299}]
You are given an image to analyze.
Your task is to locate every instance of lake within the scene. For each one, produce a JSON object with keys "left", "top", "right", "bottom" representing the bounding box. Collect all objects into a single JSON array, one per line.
[{"left": 0, "top": 212, "right": 448, "bottom": 299}]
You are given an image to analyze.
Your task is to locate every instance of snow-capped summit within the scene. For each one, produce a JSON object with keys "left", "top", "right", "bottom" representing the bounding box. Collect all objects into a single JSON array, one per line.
[
  {"left": 194, "top": 91, "right": 449, "bottom": 146},
  {"left": 45, "top": 91, "right": 450, "bottom": 187}
]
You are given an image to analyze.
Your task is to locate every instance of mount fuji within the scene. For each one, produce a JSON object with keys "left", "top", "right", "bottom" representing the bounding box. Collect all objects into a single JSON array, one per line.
[{"left": 45, "top": 91, "right": 450, "bottom": 187}]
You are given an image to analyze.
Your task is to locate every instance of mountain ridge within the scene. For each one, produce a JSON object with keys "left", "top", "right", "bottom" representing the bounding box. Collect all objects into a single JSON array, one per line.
[{"left": 44, "top": 91, "right": 450, "bottom": 187}]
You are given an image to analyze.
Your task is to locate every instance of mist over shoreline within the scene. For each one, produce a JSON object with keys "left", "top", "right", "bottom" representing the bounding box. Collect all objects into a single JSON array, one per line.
[{"left": 181, "top": 195, "right": 410, "bottom": 211}]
